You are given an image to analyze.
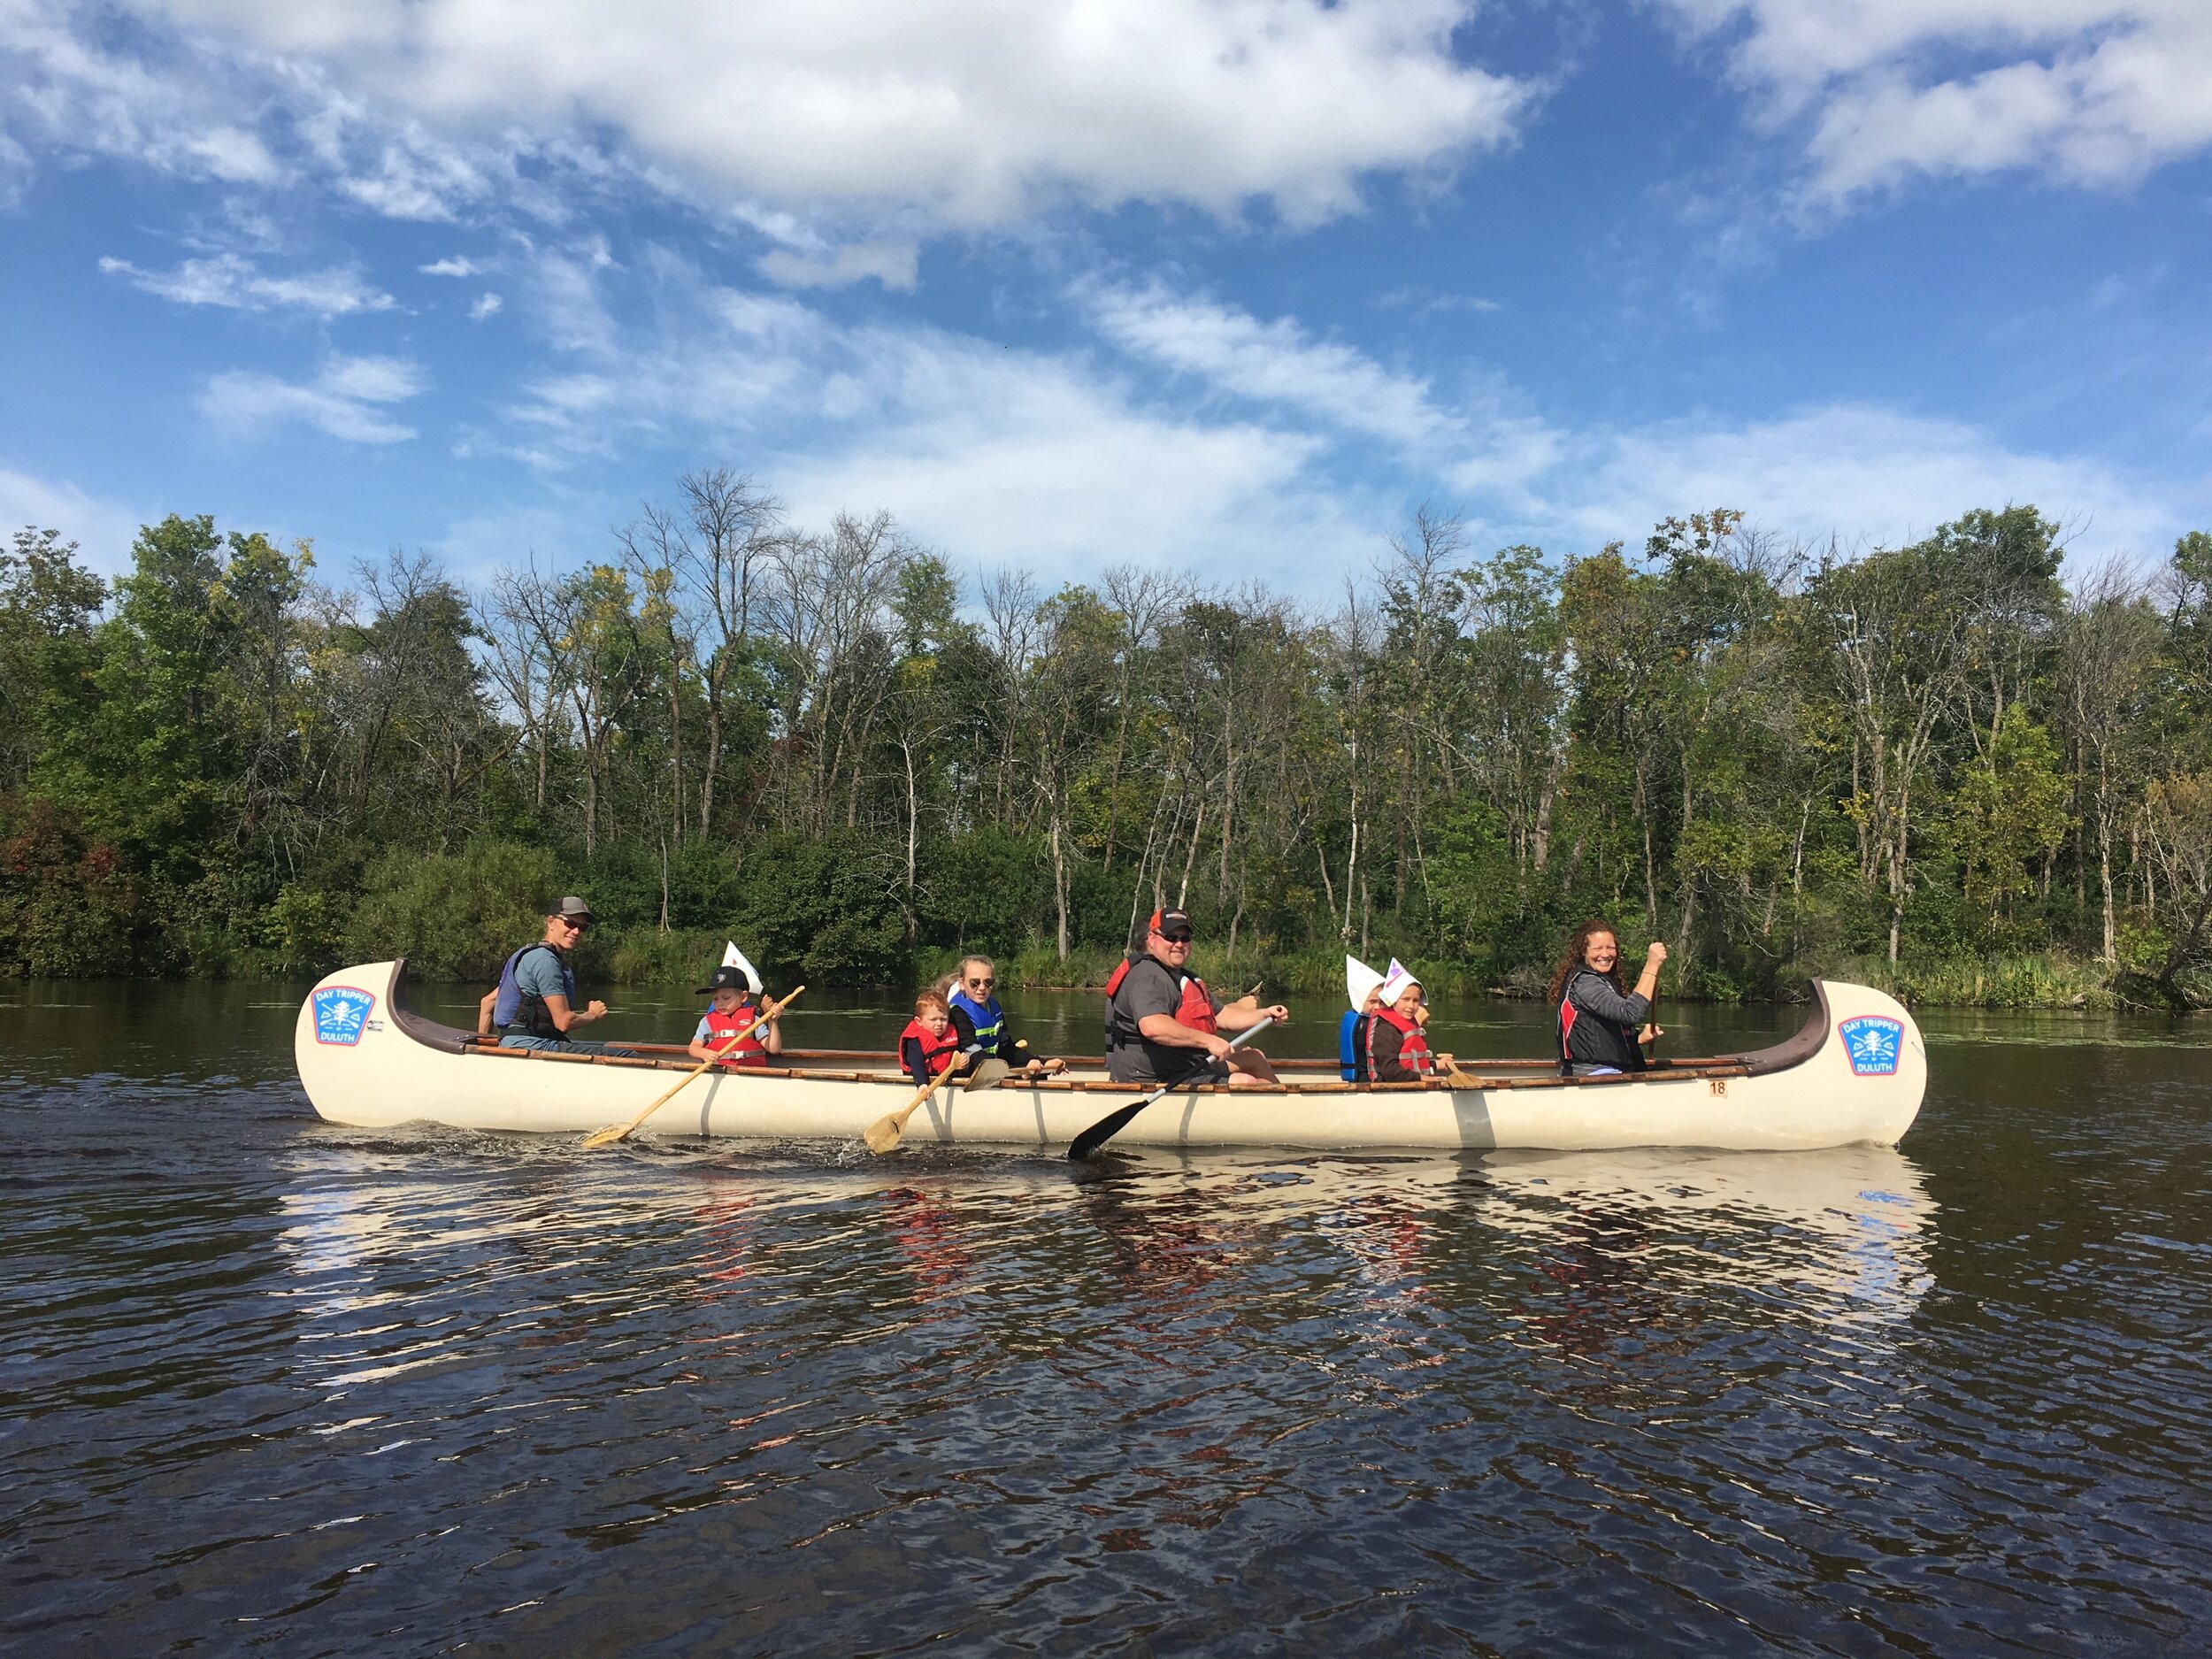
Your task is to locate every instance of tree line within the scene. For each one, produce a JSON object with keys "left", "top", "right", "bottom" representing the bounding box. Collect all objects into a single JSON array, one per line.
[{"left": 4, "top": 474, "right": 2209, "bottom": 1004}]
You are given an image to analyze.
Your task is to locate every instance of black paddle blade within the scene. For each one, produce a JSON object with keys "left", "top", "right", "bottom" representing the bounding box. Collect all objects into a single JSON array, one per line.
[{"left": 1067, "top": 1099, "right": 1151, "bottom": 1161}]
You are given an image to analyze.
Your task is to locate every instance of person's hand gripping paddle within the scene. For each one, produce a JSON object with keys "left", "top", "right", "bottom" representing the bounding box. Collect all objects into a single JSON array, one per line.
[
  {"left": 864, "top": 1044, "right": 981, "bottom": 1155},
  {"left": 580, "top": 987, "right": 803, "bottom": 1148},
  {"left": 1066, "top": 1015, "right": 1278, "bottom": 1162}
]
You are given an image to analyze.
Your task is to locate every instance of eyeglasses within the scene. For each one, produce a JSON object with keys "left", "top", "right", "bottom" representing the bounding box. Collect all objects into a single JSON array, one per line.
[
  {"left": 965, "top": 977, "right": 995, "bottom": 989},
  {"left": 559, "top": 918, "right": 588, "bottom": 932},
  {"left": 1160, "top": 933, "right": 1194, "bottom": 945}
]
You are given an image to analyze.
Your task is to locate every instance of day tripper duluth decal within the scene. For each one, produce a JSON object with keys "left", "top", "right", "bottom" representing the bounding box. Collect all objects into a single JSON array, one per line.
[
  {"left": 312, "top": 987, "right": 376, "bottom": 1047},
  {"left": 1837, "top": 1014, "right": 1904, "bottom": 1078}
]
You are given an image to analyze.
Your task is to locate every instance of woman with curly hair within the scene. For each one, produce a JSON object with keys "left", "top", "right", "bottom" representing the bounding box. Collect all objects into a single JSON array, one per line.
[{"left": 1548, "top": 921, "right": 1668, "bottom": 1077}]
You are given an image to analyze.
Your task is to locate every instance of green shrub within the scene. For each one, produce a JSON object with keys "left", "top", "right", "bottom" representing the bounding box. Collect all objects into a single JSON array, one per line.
[
  {"left": 602, "top": 926, "right": 727, "bottom": 986},
  {"left": 0, "top": 795, "right": 139, "bottom": 975},
  {"left": 345, "top": 839, "right": 560, "bottom": 980},
  {"left": 728, "top": 828, "right": 911, "bottom": 984},
  {"left": 267, "top": 885, "right": 354, "bottom": 976}
]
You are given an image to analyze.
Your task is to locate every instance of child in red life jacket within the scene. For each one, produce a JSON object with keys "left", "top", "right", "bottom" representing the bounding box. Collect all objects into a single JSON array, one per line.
[
  {"left": 688, "top": 964, "right": 783, "bottom": 1067},
  {"left": 1364, "top": 960, "right": 1455, "bottom": 1083},
  {"left": 899, "top": 990, "right": 964, "bottom": 1088}
]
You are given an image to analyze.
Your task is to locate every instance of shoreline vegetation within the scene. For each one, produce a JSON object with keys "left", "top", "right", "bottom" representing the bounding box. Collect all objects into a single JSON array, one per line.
[
  {"left": 5, "top": 489, "right": 2211, "bottom": 1013},
  {"left": 644, "top": 932, "right": 2204, "bottom": 1010}
]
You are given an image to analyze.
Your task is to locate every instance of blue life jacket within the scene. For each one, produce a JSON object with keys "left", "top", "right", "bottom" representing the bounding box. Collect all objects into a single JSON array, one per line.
[
  {"left": 948, "top": 987, "right": 1005, "bottom": 1051},
  {"left": 494, "top": 942, "right": 575, "bottom": 1038},
  {"left": 1339, "top": 1009, "right": 1366, "bottom": 1081}
]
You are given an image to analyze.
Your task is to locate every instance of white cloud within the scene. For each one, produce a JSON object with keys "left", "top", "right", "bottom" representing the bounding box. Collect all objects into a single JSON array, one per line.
[
  {"left": 332, "top": 133, "right": 484, "bottom": 219},
  {"left": 772, "top": 338, "right": 1359, "bottom": 580},
  {"left": 419, "top": 255, "right": 479, "bottom": 277},
  {"left": 200, "top": 354, "right": 427, "bottom": 445},
  {"left": 107, "top": 0, "right": 1530, "bottom": 229},
  {"left": 1377, "top": 287, "right": 1502, "bottom": 316},
  {"left": 0, "top": 465, "right": 142, "bottom": 573},
  {"left": 471, "top": 269, "right": 2177, "bottom": 580},
  {"left": 1084, "top": 282, "right": 1563, "bottom": 502},
  {"left": 757, "top": 242, "right": 918, "bottom": 291},
  {"left": 1087, "top": 281, "right": 1463, "bottom": 450},
  {"left": 1075, "top": 287, "right": 2172, "bottom": 557},
  {"left": 468, "top": 290, "right": 503, "bottom": 319},
  {"left": 1661, "top": 2, "right": 2212, "bottom": 205},
  {"left": 462, "top": 268, "right": 1372, "bottom": 580},
  {"left": 1, "top": 1, "right": 290, "bottom": 185},
  {"left": 98, "top": 252, "right": 396, "bottom": 315},
  {"left": 1558, "top": 402, "right": 2177, "bottom": 560},
  {"left": 428, "top": 500, "right": 602, "bottom": 583},
  {"left": 0, "top": 126, "right": 27, "bottom": 207},
  {"left": 2, "top": 2, "right": 500, "bottom": 219},
  {"left": 526, "top": 240, "right": 620, "bottom": 356}
]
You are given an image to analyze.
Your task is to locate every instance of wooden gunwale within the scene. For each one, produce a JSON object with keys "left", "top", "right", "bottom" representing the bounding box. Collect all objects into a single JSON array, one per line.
[{"left": 457, "top": 1034, "right": 1756, "bottom": 1094}]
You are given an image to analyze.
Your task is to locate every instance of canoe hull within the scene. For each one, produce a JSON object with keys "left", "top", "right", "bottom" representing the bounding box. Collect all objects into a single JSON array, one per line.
[{"left": 295, "top": 963, "right": 1924, "bottom": 1152}]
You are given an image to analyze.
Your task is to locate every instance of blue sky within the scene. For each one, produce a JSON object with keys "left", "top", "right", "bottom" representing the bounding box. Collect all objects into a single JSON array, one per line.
[{"left": 3, "top": 1, "right": 2208, "bottom": 592}]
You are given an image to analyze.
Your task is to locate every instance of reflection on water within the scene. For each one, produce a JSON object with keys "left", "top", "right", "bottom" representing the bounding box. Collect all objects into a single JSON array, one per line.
[{"left": 4, "top": 985, "right": 2211, "bottom": 1654}]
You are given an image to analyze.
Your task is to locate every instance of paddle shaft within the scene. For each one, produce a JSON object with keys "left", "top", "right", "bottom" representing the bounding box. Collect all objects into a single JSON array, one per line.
[
  {"left": 581, "top": 987, "right": 801, "bottom": 1147},
  {"left": 1066, "top": 1015, "right": 1278, "bottom": 1161},
  {"left": 864, "top": 1042, "right": 982, "bottom": 1153}
]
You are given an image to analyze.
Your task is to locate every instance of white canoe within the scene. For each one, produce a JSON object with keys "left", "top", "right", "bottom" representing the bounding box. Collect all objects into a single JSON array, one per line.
[{"left": 294, "top": 961, "right": 1924, "bottom": 1152}]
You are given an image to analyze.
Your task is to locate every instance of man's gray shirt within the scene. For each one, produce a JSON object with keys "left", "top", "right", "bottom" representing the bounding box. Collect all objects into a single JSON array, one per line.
[{"left": 1106, "top": 955, "right": 1223, "bottom": 1086}]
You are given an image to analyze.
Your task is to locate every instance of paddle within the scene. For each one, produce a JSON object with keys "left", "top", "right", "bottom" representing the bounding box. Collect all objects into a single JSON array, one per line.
[
  {"left": 1411, "top": 1002, "right": 1479, "bottom": 1088},
  {"left": 1005, "top": 1039, "right": 1070, "bottom": 1079},
  {"left": 864, "top": 1042, "right": 981, "bottom": 1155},
  {"left": 1641, "top": 941, "right": 1666, "bottom": 1064},
  {"left": 1066, "top": 1014, "right": 1278, "bottom": 1162},
  {"left": 580, "top": 986, "right": 803, "bottom": 1148}
]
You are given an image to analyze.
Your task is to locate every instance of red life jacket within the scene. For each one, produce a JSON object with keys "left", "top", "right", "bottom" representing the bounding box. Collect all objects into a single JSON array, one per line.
[
  {"left": 899, "top": 1018, "right": 961, "bottom": 1079},
  {"left": 703, "top": 1002, "right": 769, "bottom": 1066},
  {"left": 1366, "top": 1003, "right": 1432, "bottom": 1078},
  {"left": 1103, "top": 954, "right": 1217, "bottom": 1044}
]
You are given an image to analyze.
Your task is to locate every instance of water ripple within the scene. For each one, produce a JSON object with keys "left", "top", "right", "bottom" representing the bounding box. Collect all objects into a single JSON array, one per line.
[{"left": 4, "top": 1026, "right": 2211, "bottom": 1655}]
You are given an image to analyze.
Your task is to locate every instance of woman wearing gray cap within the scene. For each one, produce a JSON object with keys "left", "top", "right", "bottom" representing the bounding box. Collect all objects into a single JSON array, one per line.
[{"left": 478, "top": 896, "right": 614, "bottom": 1051}]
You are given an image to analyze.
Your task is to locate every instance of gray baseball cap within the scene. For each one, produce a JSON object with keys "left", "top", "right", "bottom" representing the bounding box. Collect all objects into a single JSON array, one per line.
[{"left": 551, "top": 895, "right": 595, "bottom": 921}]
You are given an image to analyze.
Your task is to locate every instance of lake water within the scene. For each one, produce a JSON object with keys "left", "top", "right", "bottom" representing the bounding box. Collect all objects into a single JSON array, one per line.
[{"left": 4, "top": 982, "right": 2209, "bottom": 1655}]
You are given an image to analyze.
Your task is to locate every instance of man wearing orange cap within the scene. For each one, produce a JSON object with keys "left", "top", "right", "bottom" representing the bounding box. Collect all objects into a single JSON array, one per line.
[{"left": 1102, "top": 908, "right": 1288, "bottom": 1088}]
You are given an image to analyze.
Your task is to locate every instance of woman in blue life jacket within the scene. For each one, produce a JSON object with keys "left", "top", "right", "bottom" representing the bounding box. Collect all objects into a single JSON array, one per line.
[
  {"left": 476, "top": 896, "right": 618, "bottom": 1052},
  {"left": 1548, "top": 921, "right": 1667, "bottom": 1077},
  {"left": 946, "top": 956, "right": 1064, "bottom": 1083}
]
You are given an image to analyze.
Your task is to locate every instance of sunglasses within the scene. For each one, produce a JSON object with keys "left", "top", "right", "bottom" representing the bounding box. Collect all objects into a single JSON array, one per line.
[
  {"left": 558, "top": 918, "right": 589, "bottom": 932},
  {"left": 965, "top": 977, "right": 995, "bottom": 988},
  {"left": 1160, "top": 932, "right": 1194, "bottom": 944}
]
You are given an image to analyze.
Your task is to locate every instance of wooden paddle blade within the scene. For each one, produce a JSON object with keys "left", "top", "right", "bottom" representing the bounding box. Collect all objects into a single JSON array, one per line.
[
  {"left": 579, "top": 1122, "right": 633, "bottom": 1149},
  {"left": 1067, "top": 1100, "right": 1148, "bottom": 1161},
  {"left": 862, "top": 1114, "right": 905, "bottom": 1155}
]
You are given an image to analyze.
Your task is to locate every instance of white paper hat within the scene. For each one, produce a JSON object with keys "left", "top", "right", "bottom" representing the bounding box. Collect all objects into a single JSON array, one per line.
[
  {"left": 1345, "top": 955, "right": 1385, "bottom": 1010},
  {"left": 1379, "top": 957, "right": 1420, "bottom": 1007},
  {"left": 722, "top": 940, "right": 764, "bottom": 994}
]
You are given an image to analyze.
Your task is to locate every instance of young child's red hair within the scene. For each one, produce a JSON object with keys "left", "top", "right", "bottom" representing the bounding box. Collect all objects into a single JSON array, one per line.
[{"left": 914, "top": 989, "right": 950, "bottom": 1018}]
